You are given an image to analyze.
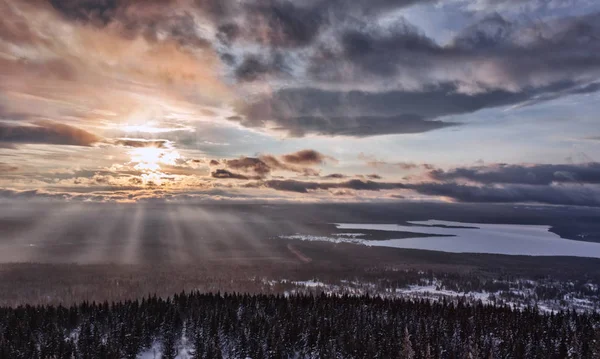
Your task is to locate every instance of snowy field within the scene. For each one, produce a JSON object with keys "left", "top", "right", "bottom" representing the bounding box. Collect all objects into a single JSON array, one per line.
[
  {"left": 262, "top": 278, "right": 599, "bottom": 313},
  {"left": 284, "top": 220, "right": 600, "bottom": 258}
]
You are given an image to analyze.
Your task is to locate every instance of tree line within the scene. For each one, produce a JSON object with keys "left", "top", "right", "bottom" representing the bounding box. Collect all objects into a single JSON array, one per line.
[{"left": 1, "top": 292, "right": 599, "bottom": 358}]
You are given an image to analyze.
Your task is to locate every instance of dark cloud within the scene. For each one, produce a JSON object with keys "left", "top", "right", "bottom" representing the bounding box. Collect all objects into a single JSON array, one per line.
[
  {"left": 335, "top": 24, "right": 441, "bottom": 78},
  {"left": 42, "top": 0, "right": 600, "bottom": 96},
  {"left": 216, "top": 23, "right": 239, "bottom": 44},
  {"left": 217, "top": 150, "right": 330, "bottom": 178},
  {"left": 259, "top": 155, "right": 320, "bottom": 176},
  {"left": 235, "top": 56, "right": 270, "bottom": 82},
  {"left": 224, "top": 12, "right": 600, "bottom": 137},
  {"left": 225, "top": 157, "right": 271, "bottom": 176},
  {"left": 211, "top": 169, "right": 251, "bottom": 180},
  {"left": 45, "top": 0, "right": 431, "bottom": 51},
  {"left": 234, "top": 53, "right": 288, "bottom": 82},
  {"left": 260, "top": 179, "right": 323, "bottom": 193},
  {"left": 323, "top": 173, "right": 347, "bottom": 179},
  {"left": 49, "top": 0, "right": 119, "bottom": 25},
  {"left": 261, "top": 179, "right": 406, "bottom": 193},
  {"left": 429, "top": 163, "right": 600, "bottom": 185},
  {"left": 367, "top": 174, "right": 382, "bottom": 180},
  {"left": 451, "top": 13, "right": 514, "bottom": 50},
  {"left": 0, "top": 188, "right": 62, "bottom": 200},
  {"left": 242, "top": 1, "right": 325, "bottom": 48},
  {"left": 246, "top": 176, "right": 600, "bottom": 207},
  {"left": 408, "top": 182, "right": 600, "bottom": 207},
  {"left": 0, "top": 121, "right": 100, "bottom": 146},
  {"left": 312, "top": 12, "right": 600, "bottom": 87},
  {"left": 215, "top": 0, "right": 434, "bottom": 49},
  {"left": 236, "top": 81, "right": 582, "bottom": 136},
  {"left": 234, "top": 111, "right": 456, "bottom": 137},
  {"left": 281, "top": 149, "right": 330, "bottom": 165},
  {"left": 268, "top": 85, "right": 527, "bottom": 119},
  {"left": 209, "top": 159, "right": 220, "bottom": 166}
]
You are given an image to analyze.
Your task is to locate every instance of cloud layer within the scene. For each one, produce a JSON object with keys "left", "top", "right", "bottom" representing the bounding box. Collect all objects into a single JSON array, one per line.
[
  {"left": 1, "top": 0, "right": 600, "bottom": 206},
  {"left": 0, "top": 121, "right": 100, "bottom": 146}
]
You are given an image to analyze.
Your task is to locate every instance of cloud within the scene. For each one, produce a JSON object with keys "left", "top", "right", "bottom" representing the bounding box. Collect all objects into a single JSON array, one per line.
[
  {"left": 259, "top": 155, "right": 320, "bottom": 176},
  {"left": 245, "top": 176, "right": 600, "bottom": 207},
  {"left": 323, "top": 173, "right": 347, "bottom": 179},
  {"left": 4, "top": 0, "right": 600, "bottom": 142},
  {"left": 330, "top": 189, "right": 356, "bottom": 196},
  {"left": 225, "top": 157, "right": 271, "bottom": 177},
  {"left": 0, "top": 121, "right": 100, "bottom": 146},
  {"left": 47, "top": 0, "right": 212, "bottom": 47},
  {"left": 429, "top": 163, "right": 600, "bottom": 185},
  {"left": 408, "top": 182, "right": 600, "bottom": 207},
  {"left": 240, "top": 1, "right": 325, "bottom": 48},
  {"left": 310, "top": 12, "right": 600, "bottom": 92},
  {"left": 212, "top": 0, "right": 435, "bottom": 52},
  {"left": 113, "top": 139, "right": 170, "bottom": 148},
  {"left": 234, "top": 107, "right": 457, "bottom": 138},
  {"left": 2, "top": 0, "right": 600, "bottom": 206},
  {"left": 455, "top": 0, "right": 586, "bottom": 14},
  {"left": 211, "top": 169, "right": 252, "bottom": 180},
  {"left": 281, "top": 149, "right": 331, "bottom": 165},
  {"left": 234, "top": 54, "right": 288, "bottom": 82},
  {"left": 219, "top": 150, "right": 331, "bottom": 178},
  {"left": 0, "top": 0, "right": 230, "bottom": 138},
  {"left": 44, "top": 0, "right": 433, "bottom": 52},
  {"left": 5, "top": 0, "right": 600, "bottom": 139},
  {"left": 235, "top": 83, "right": 562, "bottom": 137},
  {"left": 0, "top": 163, "right": 18, "bottom": 172},
  {"left": 359, "top": 154, "right": 434, "bottom": 170},
  {"left": 259, "top": 179, "right": 407, "bottom": 193},
  {"left": 227, "top": 11, "right": 600, "bottom": 136}
]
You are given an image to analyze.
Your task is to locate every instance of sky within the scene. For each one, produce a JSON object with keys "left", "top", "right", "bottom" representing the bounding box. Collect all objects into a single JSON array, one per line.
[{"left": 1, "top": 0, "right": 600, "bottom": 205}]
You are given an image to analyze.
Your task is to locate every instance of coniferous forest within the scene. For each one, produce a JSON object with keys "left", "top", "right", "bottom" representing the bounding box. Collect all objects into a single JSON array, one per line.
[{"left": 1, "top": 292, "right": 600, "bottom": 359}]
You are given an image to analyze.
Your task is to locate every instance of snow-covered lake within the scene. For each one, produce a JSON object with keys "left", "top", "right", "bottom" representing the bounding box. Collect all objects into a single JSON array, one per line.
[{"left": 333, "top": 220, "right": 600, "bottom": 258}]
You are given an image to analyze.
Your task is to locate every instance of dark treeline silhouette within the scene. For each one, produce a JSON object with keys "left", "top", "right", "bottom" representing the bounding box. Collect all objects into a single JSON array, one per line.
[{"left": 1, "top": 292, "right": 600, "bottom": 358}]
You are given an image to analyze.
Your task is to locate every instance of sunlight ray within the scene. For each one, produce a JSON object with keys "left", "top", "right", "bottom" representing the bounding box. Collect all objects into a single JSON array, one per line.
[
  {"left": 119, "top": 203, "right": 145, "bottom": 264},
  {"left": 75, "top": 205, "right": 126, "bottom": 264},
  {"left": 165, "top": 202, "right": 190, "bottom": 263}
]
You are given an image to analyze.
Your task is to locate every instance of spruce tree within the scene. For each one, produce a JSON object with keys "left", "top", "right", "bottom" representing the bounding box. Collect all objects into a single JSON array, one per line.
[{"left": 401, "top": 327, "right": 415, "bottom": 359}]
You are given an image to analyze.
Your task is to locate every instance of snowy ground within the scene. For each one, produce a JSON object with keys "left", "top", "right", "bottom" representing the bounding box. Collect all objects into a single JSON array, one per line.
[
  {"left": 264, "top": 278, "right": 599, "bottom": 313},
  {"left": 138, "top": 340, "right": 194, "bottom": 359}
]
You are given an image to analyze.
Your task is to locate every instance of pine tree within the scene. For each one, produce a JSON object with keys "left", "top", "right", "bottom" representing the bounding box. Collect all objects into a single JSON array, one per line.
[
  {"left": 193, "top": 330, "right": 204, "bottom": 359},
  {"left": 401, "top": 327, "right": 415, "bottom": 359},
  {"left": 162, "top": 332, "right": 178, "bottom": 359},
  {"left": 424, "top": 344, "right": 432, "bottom": 359},
  {"left": 591, "top": 328, "right": 600, "bottom": 358}
]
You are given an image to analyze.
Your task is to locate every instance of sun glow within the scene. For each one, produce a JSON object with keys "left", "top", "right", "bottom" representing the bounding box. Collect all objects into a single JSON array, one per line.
[
  {"left": 122, "top": 124, "right": 178, "bottom": 134},
  {"left": 120, "top": 121, "right": 194, "bottom": 134},
  {"left": 128, "top": 147, "right": 181, "bottom": 183}
]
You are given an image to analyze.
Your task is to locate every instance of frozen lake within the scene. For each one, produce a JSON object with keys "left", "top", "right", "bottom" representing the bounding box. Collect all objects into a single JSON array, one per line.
[{"left": 334, "top": 220, "right": 600, "bottom": 258}]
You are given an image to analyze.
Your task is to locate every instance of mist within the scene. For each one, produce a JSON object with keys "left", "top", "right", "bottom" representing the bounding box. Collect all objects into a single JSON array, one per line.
[{"left": 0, "top": 202, "right": 313, "bottom": 265}]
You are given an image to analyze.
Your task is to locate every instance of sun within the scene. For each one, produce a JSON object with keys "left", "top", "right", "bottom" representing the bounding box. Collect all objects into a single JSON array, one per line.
[{"left": 128, "top": 147, "right": 181, "bottom": 173}]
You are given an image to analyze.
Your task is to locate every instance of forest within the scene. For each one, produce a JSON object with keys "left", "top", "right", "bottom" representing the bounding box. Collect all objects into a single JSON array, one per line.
[{"left": 1, "top": 291, "right": 599, "bottom": 359}]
